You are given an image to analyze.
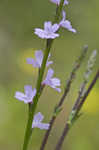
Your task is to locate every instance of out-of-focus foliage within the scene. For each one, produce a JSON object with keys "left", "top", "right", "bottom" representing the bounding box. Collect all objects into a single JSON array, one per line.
[{"left": 0, "top": 0, "right": 99, "bottom": 149}]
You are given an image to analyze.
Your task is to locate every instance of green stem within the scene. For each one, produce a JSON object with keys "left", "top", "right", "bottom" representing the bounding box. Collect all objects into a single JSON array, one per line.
[
  {"left": 22, "top": 1, "right": 65, "bottom": 150},
  {"left": 55, "top": 71, "right": 99, "bottom": 150},
  {"left": 22, "top": 40, "right": 53, "bottom": 150},
  {"left": 54, "top": 0, "right": 65, "bottom": 23}
]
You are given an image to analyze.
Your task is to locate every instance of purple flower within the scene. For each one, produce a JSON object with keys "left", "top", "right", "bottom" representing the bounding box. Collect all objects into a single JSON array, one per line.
[
  {"left": 15, "top": 85, "right": 36, "bottom": 104},
  {"left": 50, "top": 0, "right": 69, "bottom": 5},
  {"left": 59, "top": 10, "right": 76, "bottom": 33},
  {"left": 34, "top": 21, "right": 59, "bottom": 39},
  {"left": 42, "top": 68, "right": 61, "bottom": 92},
  {"left": 32, "top": 112, "right": 49, "bottom": 130},
  {"left": 27, "top": 50, "right": 53, "bottom": 68}
]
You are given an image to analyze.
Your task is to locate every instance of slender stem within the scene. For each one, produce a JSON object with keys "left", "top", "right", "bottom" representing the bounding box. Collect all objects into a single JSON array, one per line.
[
  {"left": 72, "top": 80, "right": 87, "bottom": 111},
  {"left": 22, "top": 1, "right": 65, "bottom": 150},
  {"left": 72, "top": 49, "right": 98, "bottom": 112},
  {"left": 55, "top": 124, "right": 70, "bottom": 150},
  {"left": 40, "top": 116, "right": 56, "bottom": 150},
  {"left": 22, "top": 40, "right": 53, "bottom": 150},
  {"left": 40, "top": 45, "right": 88, "bottom": 150},
  {"left": 76, "top": 70, "right": 99, "bottom": 114},
  {"left": 55, "top": 70, "right": 99, "bottom": 150},
  {"left": 40, "top": 73, "right": 75, "bottom": 150},
  {"left": 54, "top": 0, "right": 64, "bottom": 23}
]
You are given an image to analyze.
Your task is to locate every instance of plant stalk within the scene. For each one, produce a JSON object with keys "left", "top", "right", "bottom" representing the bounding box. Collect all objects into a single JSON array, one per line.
[
  {"left": 55, "top": 70, "right": 99, "bottom": 150},
  {"left": 40, "top": 45, "right": 88, "bottom": 150},
  {"left": 22, "top": 0, "right": 65, "bottom": 149}
]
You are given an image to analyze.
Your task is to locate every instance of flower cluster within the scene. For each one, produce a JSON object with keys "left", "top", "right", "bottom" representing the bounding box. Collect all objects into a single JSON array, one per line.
[
  {"left": 35, "top": 1, "right": 76, "bottom": 39},
  {"left": 15, "top": 48, "right": 61, "bottom": 129},
  {"left": 14, "top": 0, "right": 76, "bottom": 131}
]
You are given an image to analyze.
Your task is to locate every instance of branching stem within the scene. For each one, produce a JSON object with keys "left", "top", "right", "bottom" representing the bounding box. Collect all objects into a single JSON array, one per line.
[
  {"left": 40, "top": 45, "right": 88, "bottom": 150},
  {"left": 55, "top": 70, "right": 99, "bottom": 150}
]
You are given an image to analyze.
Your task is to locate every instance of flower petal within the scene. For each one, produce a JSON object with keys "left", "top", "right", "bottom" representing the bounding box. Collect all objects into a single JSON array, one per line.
[
  {"left": 62, "top": 10, "right": 66, "bottom": 21},
  {"left": 27, "top": 58, "right": 39, "bottom": 67},
  {"left": 37, "top": 123, "right": 50, "bottom": 130},
  {"left": 24, "top": 85, "right": 33, "bottom": 96},
  {"left": 44, "top": 32, "right": 59, "bottom": 39},
  {"left": 32, "top": 112, "right": 49, "bottom": 130},
  {"left": 55, "top": 87, "right": 61, "bottom": 92},
  {"left": 46, "top": 68, "right": 54, "bottom": 79},
  {"left": 44, "top": 21, "right": 52, "bottom": 32},
  {"left": 64, "top": 0, "right": 69, "bottom": 5},
  {"left": 52, "top": 24, "right": 59, "bottom": 32},
  {"left": 34, "top": 28, "right": 46, "bottom": 39},
  {"left": 35, "top": 50, "right": 43, "bottom": 67},
  {"left": 51, "top": 78, "right": 61, "bottom": 86},
  {"left": 32, "top": 88, "right": 36, "bottom": 99},
  {"left": 26, "top": 58, "right": 34, "bottom": 64},
  {"left": 60, "top": 20, "right": 76, "bottom": 33},
  {"left": 15, "top": 92, "right": 27, "bottom": 102},
  {"left": 33, "top": 112, "right": 44, "bottom": 123},
  {"left": 50, "top": 0, "right": 69, "bottom": 5},
  {"left": 46, "top": 60, "right": 53, "bottom": 67}
]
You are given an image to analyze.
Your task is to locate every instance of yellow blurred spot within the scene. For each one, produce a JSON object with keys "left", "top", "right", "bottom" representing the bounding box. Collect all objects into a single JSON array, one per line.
[
  {"left": 19, "top": 48, "right": 38, "bottom": 75},
  {"left": 83, "top": 89, "right": 99, "bottom": 114}
]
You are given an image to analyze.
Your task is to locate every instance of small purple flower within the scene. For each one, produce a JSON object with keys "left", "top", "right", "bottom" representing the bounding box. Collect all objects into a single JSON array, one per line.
[
  {"left": 15, "top": 85, "right": 36, "bottom": 104},
  {"left": 32, "top": 112, "right": 49, "bottom": 130},
  {"left": 27, "top": 50, "right": 53, "bottom": 68},
  {"left": 34, "top": 21, "right": 59, "bottom": 39},
  {"left": 59, "top": 10, "right": 76, "bottom": 33},
  {"left": 50, "top": 0, "right": 69, "bottom": 5},
  {"left": 42, "top": 68, "right": 61, "bottom": 92}
]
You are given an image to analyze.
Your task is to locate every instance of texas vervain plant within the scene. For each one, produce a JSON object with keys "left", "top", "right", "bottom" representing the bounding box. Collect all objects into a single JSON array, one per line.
[{"left": 14, "top": 0, "right": 99, "bottom": 150}]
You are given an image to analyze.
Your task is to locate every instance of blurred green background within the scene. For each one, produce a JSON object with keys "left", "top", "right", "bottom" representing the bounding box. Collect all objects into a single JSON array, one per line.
[{"left": 0, "top": 0, "right": 99, "bottom": 150}]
